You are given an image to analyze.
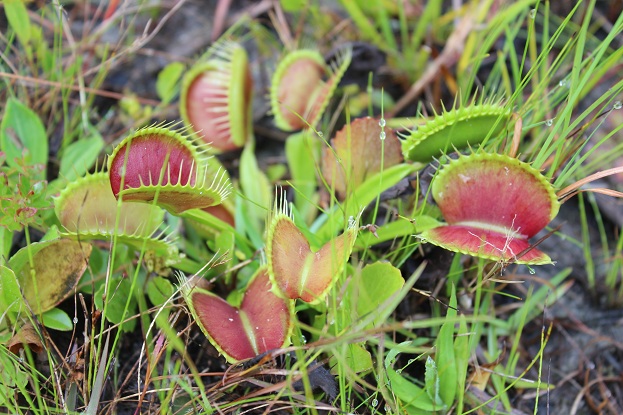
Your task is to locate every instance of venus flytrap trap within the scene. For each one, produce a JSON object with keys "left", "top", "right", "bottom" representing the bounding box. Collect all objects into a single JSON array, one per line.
[
  {"left": 401, "top": 98, "right": 512, "bottom": 163},
  {"left": 108, "top": 124, "right": 232, "bottom": 214},
  {"left": 180, "top": 41, "right": 253, "bottom": 152},
  {"left": 321, "top": 117, "right": 403, "bottom": 200},
  {"left": 271, "top": 48, "right": 352, "bottom": 131},
  {"left": 54, "top": 171, "right": 180, "bottom": 266},
  {"left": 180, "top": 266, "right": 293, "bottom": 363},
  {"left": 266, "top": 193, "right": 359, "bottom": 304},
  {"left": 55, "top": 172, "right": 164, "bottom": 237},
  {"left": 420, "top": 152, "right": 560, "bottom": 265}
]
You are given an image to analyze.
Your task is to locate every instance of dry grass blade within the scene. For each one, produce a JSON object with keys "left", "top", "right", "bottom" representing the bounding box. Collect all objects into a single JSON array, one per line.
[{"left": 556, "top": 166, "right": 623, "bottom": 200}]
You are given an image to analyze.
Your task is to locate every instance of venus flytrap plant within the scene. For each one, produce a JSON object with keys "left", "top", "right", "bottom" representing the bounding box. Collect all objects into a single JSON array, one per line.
[
  {"left": 180, "top": 266, "right": 293, "bottom": 363},
  {"left": 321, "top": 116, "right": 403, "bottom": 200},
  {"left": 180, "top": 41, "right": 253, "bottom": 152},
  {"left": 54, "top": 171, "right": 179, "bottom": 260},
  {"left": 401, "top": 97, "right": 512, "bottom": 163},
  {"left": 420, "top": 152, "right": 560, "bottom": 265},
  {"left": 108, "top": 124, "right": 232, "bottom": 214},
  {"left": 266, "top": 193, "right": 359, "bottom": 304},
  {"left": 271, "top": 48, "right": 352, "bottom": 131}
]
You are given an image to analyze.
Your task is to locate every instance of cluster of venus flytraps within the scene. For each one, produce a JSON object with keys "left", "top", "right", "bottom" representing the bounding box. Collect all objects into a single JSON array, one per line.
[{"left": 6, "top": 39, "right": 618, "bottom": 366}]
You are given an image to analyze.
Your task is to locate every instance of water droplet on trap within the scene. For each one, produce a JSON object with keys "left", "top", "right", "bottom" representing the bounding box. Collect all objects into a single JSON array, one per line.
[
  {"left": 379, "top": 131, "right": 386, "bottom": 140},
  {"left": 378, "top": 118, "right": 386, "bottom": 128}
]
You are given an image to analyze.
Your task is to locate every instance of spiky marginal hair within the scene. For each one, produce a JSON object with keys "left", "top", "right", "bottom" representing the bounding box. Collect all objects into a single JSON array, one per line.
[
  {"left": 270, "top": 47, "right": 352, "bottom": 131},
  {"left": 180, "top": 41, "right": 250, "bottom": 151},
  {"left": 400, "top": 95, "right": 511, "bottom": 163}
]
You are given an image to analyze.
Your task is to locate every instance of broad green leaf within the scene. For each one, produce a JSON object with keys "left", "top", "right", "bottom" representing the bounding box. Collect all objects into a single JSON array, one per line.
[
  {"left": 41, "top": 224, "right": 61, "bottom": 242},
  {"left": 211, "top": 229, "right": 236, "bottom": 283},
  {"left": 59, "top": 132, "right": 105, "bottom": 181},
  {"left": 386, "top": 367, "right": 441, "bottom": 412},
  {"left": 3, "top": 0, "right": 31, "bottom": 49},
  {"left": 94, "top": 278, "right": 137, "bottom": 332},
  {"left": 285, "top": 131, "right": 320, "bottom": 223},
  {"left": 8, "top": 239, "right": 92, "bottom": 314},
  {"left": 0, "top": 98, "right": 48, "bottom": 178},
  {"left": 280, "top": 0, "right": 307, "bottom": 12},
  {"left": 156, "top": 62, "right": 184, "bottom": 103},
  {"left": 352, "top": 262, "right": 404, "bottom": 328},
  {"left": 146, "top": 276, "right": 175, "bottom": 306},
  {"left": 385, "top": 338, "right": 446, "bottom": 412},
  {"left": 454, "top": 315, "right": 470, "bottom": 413},
  {"left": 424, "top": 356, "right": 444, "bottom": 406},
  {"left": 332, "top": 343, "right": 372, "bottom": 373},
  {"left": 435, "top": 287, "right": 458, "bottom": 406},
  {"left": 0, "top": 265, "right": 22, "bottom": 314},
  {"left": 0, "top": 228, "right": 11, "bottom": 266},
  {"left": 239, "top": 143, "right": 271, "bottom": 245},
  {"left": 0, "top": 352, "right": 28, "bottom": 406},
  {"left": 31, "top": 25, "right": 53, "bottom": 74},
  {"left": 41, "top": 307, "right": 73, "bottom": 331}
]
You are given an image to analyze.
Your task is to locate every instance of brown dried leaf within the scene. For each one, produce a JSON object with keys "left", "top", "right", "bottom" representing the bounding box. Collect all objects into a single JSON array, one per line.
[{"left": 7, "top": 322, "right": 43, "bottom": 354}]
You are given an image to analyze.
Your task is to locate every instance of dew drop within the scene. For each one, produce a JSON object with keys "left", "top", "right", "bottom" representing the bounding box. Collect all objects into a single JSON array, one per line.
[
  {"left": 73, "top": 317, "right": 79, "bottom": 324},
  {"left": 529, "top": 267, "right": 536, "bottom": 275},
  {"left": 317, "top": 131, "right": 324, "bottom": 138},
  {"left": 558, "top": 80, "right": 567, "bottom": 87},
  {"left": 228, "top": 318, "right": 233, "bottom": 322},
  {"left": 18, "top": 358, "right": 23, "bottom": 363},
  {"left": 372, "top": 399, "right": 378, "bottom": 407},
  {"left": 396, "top": 369, "right": 402, "bottom": 374},
  {"left": 379, "top": 131, "right": 386, "bottom": 140},
  {"left": 378, "top": 118, "right": 386, "bottom": 128},
  {"left": 545, "top": 119, "right": 553, "bottom": 127},
  {"left": 614, "top": 101, "right": 622, "bottom": 110},
  {"left": 408, "top": 359, "right": 414, "bottom": 364},
  {"left": 529, "top": 9, "right": 536, "bottom": 18}
]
